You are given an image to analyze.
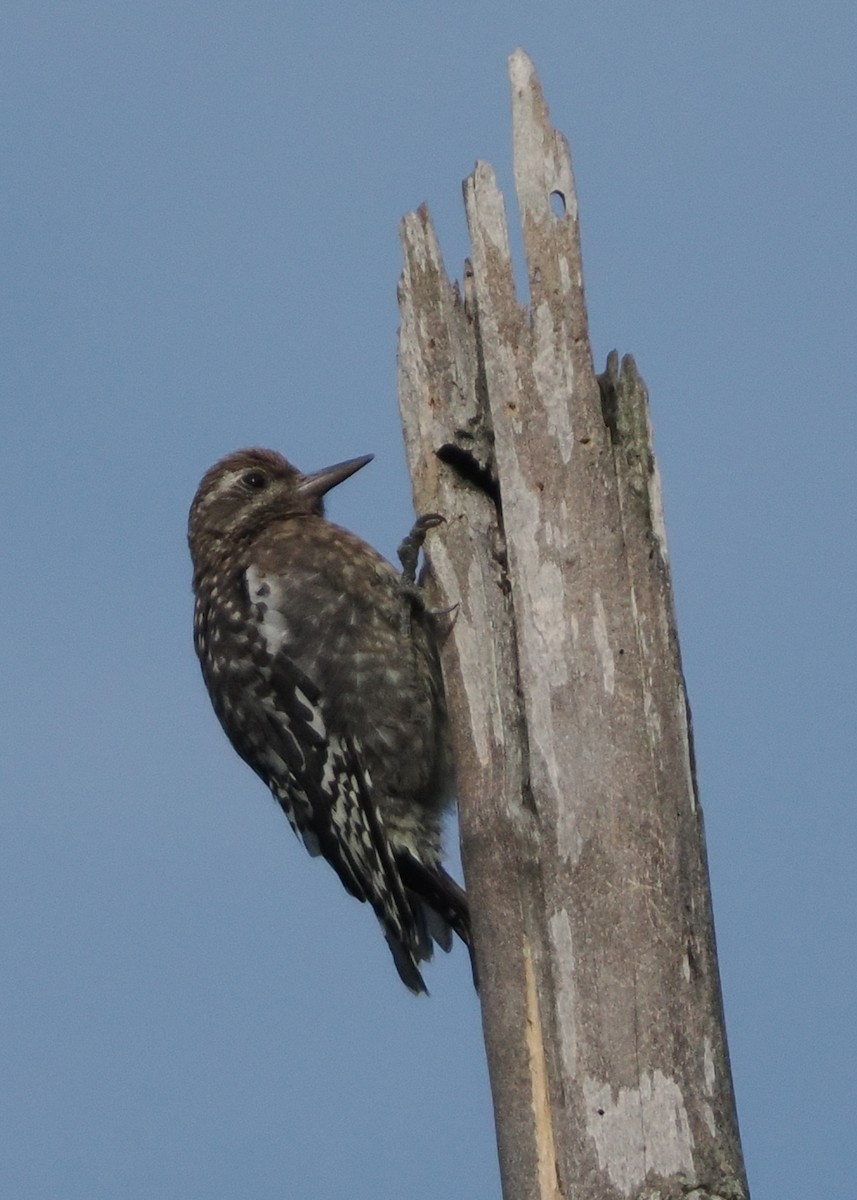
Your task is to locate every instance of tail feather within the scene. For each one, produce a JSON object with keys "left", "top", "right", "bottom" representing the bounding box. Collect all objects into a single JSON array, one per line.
[
  {"left": 395, "top": 851, "right": 477, "bottom": 991},
  {"left": 423, "top": 904, "right": 453, "bottom": 953},
  {"left": 384, "top": 928, "right": 430, "bottom": 995}
]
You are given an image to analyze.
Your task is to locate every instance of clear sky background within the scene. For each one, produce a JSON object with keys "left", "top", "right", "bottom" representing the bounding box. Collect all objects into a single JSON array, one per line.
[{"left": 2, "top": 4, "right": 855, "bottom": 1198}]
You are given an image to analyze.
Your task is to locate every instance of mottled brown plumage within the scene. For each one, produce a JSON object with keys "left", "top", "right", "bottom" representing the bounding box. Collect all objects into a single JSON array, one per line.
[{"left": 188, "top": 447, "right": 469, "bottom": 992}]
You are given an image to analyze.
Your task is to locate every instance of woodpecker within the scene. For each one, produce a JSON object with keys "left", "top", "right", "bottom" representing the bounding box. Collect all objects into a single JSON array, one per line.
[{"left": 188, "top": 447, "right": 470, "bottom": 992}]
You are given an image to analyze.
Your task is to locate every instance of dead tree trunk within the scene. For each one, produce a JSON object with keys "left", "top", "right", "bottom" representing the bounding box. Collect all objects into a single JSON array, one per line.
[{"left": 397, "top": 50, "right": 749, "bottom": 1200}]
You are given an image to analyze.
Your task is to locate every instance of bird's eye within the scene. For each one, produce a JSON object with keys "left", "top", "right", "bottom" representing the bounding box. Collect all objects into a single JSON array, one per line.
[{"left": 242, "top": 470, "right": 268, "bottom": 491}]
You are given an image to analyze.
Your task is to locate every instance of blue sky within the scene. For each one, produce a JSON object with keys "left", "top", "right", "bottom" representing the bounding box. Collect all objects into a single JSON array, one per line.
[{"left": 2, "top": 4, "right": 855, "bottom": 1198}]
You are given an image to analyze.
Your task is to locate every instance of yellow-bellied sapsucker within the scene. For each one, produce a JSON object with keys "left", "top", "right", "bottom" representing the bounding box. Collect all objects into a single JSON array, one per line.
[{"left": 188, "top": 447, "right": 470, "bottom": 992}]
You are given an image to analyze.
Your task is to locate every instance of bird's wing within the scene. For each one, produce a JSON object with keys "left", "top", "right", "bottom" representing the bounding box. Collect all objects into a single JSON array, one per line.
[{"left": 259, "top": 654, "right": 434, "bottom": 992}]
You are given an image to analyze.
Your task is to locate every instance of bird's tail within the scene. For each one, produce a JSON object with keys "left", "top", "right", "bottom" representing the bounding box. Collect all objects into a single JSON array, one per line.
[{"left": 393, "top": 851, "right": 477, "bottom": 993}]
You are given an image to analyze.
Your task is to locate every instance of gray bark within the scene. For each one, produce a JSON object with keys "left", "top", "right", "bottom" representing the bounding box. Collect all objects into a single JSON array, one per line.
[{"left": 397, "top": 49, "right": 748, "bottom": 1200}]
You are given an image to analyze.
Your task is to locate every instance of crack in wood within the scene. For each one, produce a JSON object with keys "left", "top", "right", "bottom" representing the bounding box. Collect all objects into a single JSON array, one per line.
[{"left": 436, "top": 441, "right": 501, "bottom": 509}]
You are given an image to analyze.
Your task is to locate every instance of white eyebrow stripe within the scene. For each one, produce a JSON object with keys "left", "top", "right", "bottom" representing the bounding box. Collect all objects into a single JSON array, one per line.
[{"left": 197, "top": 469, "right": 247, "bottom": 512}]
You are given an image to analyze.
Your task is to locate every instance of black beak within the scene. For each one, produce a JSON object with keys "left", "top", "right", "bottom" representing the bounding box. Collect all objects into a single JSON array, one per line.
[{"left": 295, "top": 454, "right": 374, "bottom": 501}]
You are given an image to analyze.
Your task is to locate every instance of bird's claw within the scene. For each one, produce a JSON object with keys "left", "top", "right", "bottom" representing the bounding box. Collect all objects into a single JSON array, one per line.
[{"left": 398, "top": 513, "right": 445, "bottom": 586}]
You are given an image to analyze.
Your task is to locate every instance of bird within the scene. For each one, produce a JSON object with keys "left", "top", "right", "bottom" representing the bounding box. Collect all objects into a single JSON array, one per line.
[{"left": 187, "top": 447, "right": 471, "bottom": 992}]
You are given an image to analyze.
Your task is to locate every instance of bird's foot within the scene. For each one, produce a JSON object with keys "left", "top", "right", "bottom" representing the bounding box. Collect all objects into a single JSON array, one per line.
[
  {"left": 397, "top": 513, "right": 444, "bottom": 586},
  {"left": 396, "top": 514, "right": 457, "bottom": 631}
]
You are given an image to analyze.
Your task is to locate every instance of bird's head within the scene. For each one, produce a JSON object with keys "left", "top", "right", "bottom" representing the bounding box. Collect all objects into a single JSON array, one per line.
[{"left": 187, "top": 447, "right": 373, "bottom": 566}]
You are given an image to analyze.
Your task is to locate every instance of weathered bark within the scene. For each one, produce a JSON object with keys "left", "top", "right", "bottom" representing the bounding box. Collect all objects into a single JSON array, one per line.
[{"left": 397, "top": 49, "right": 748, "bottom": 1200}]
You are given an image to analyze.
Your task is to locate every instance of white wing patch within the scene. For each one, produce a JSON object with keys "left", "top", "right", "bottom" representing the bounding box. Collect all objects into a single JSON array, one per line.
[
  {"left": 294, "top": 686, "right": 326, "bottom": 741},
  {"left": 246, "top": 564, "right": 292, "bottom": 654}
]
